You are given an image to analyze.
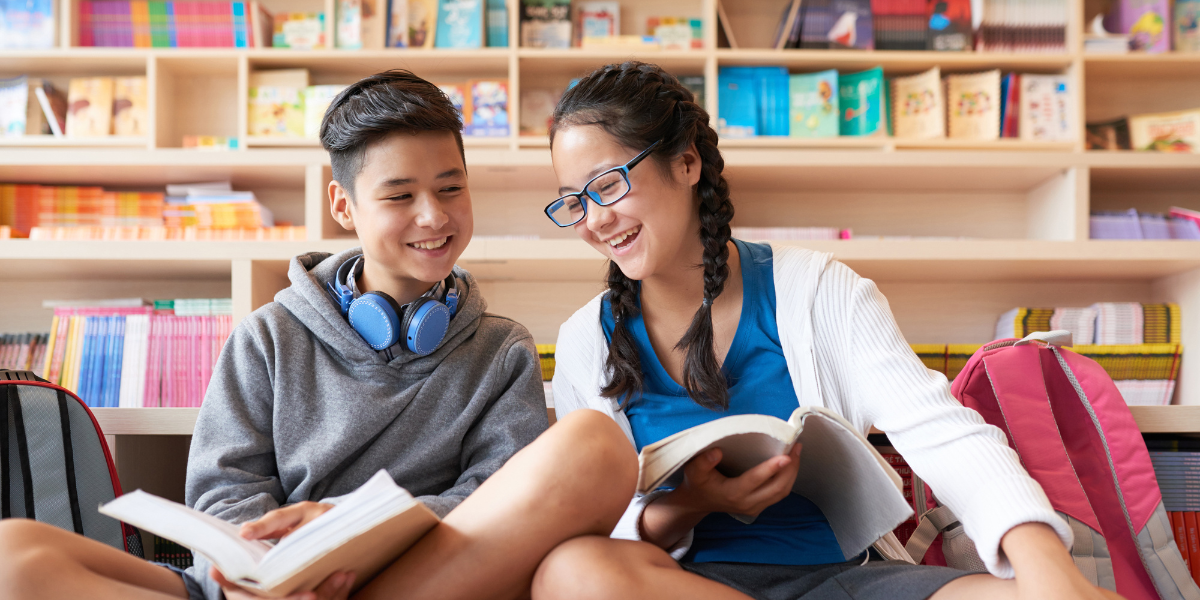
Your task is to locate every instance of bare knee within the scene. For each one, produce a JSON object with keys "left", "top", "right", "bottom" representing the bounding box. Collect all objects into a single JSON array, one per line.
[
  {"left": 534, "top": 537, "right": 667, "bottom": 600},
  {"left": 542, "top": 410, "right": 638, "bottom": 518},
  {"left": 0, "top": 520, "right": 71, "bottom": 591}
]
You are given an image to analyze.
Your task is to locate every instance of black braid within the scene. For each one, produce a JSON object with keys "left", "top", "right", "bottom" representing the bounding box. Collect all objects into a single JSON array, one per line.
[{"left": 551, "top": 61, "right": 735, "bottom": 410}]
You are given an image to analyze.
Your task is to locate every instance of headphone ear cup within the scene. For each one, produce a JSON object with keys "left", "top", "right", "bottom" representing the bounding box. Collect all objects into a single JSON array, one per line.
[
  {"left": 401, "top": 298, "right": 451, "bottom": 356},
  {"left": 347, "top": 292, "right": 403, "bottom": 350}
]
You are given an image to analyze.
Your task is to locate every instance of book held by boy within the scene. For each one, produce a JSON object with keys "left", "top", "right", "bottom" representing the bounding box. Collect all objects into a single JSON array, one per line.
[
  {"left": 637, "top": 405, "right": 913, "bottom": 559},
  {"left": 100, "top": 470, "right": 439, "bottom": 597}
]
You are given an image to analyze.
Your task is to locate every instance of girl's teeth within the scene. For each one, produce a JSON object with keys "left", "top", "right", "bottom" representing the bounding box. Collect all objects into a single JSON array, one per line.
[{"left": 608, "top": 227, "right": 640, "bottom": 247}]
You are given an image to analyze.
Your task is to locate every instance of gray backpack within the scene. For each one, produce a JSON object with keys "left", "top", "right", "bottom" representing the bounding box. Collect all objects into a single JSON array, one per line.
[{"left": 1, "top": 370, "right": 143, "bottom": 557}]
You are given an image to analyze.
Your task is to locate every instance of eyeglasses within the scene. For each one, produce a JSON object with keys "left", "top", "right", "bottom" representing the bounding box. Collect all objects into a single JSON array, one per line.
[{"left": 544, "top": 140, "right": 662, "bottom": 227}]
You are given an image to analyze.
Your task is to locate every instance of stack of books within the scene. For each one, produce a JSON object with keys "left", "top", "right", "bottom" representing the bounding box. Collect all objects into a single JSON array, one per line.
[
  {"left": 0, "top": 76, "right": 147, "bottom": 140},
  {"left": 0, "top": 333, "right": 50, "bottom": 376},
  {"left": 41, "top": 298, "right": 234, "bottom": 409},
  {"left": 28, "top": 225, "right": 306, "bottom": 241},
  {"left": 1149, "top": 447, "right": 1200, "bottom": 584},
  {"left": 0, "top": 0, "right": 55, "bottom": 49},
  {"left": 996, "top": 303, "right": 1184, "bottom": 405},
  {"left": 1091, "top": 208, "right": 1200, "bottom": 240}
]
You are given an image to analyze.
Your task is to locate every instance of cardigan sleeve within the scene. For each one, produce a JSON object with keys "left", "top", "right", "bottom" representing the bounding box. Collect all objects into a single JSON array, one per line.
[{"left": 809, "top": 260, "right": 1073, "bottom": 578}]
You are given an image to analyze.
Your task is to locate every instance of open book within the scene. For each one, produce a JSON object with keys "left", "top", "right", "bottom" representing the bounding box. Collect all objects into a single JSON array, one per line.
[
  {"left": 638, "top": 406, "right": 913, "bottom": 560},
  {"left": 99, "top": 470, "right": 439, "bottom": 598}
]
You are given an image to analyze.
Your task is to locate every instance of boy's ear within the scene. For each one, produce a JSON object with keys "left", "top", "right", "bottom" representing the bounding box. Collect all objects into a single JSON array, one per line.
[{"left": 329, "top": 180, "right": 356, "bottom": 232}]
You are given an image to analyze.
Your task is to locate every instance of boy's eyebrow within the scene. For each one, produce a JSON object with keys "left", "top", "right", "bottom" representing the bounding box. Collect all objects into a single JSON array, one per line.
[{"left": 380, "top": 168, "right": 466, "bottom": 188}]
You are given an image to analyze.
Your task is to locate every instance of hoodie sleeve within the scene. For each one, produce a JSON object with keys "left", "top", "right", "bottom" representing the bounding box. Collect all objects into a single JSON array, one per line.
[
  {"left": 414, "top": 331, "right": 550, "bottom": 518},
  {"left": 185, "top": 320, "right": 285, "bottom": 525}
]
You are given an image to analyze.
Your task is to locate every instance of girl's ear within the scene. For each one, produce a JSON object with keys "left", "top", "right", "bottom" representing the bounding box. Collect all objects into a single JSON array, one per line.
[{"left": 679, "top": 143, "right": 702, "bottom": 188}]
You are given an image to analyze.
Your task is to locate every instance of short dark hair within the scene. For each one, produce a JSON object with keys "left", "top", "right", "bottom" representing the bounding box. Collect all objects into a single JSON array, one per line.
[{"left": 320, "top": 69, "right": 465, "bottom": 201}]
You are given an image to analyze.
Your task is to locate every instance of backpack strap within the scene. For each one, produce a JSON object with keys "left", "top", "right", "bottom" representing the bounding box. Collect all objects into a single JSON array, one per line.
[
  {"left": 905, "top": 505, "right": 960, "bottom": 563},
  {"left": 1, "top": 385, "right": 9, "bottom": 519},
  {"left": 55, "top": 389, "right": 85, "bottom": 534},
  {"left": 7, "top": 385, "right": 34, "bottom": 520}
]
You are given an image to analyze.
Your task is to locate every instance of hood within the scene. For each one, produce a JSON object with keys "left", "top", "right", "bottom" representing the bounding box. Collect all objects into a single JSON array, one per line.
[{"left": 274, "top": 247, "right": 487, "bottom": 370}]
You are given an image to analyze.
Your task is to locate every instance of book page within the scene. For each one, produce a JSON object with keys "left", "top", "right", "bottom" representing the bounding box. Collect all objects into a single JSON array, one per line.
[
  {"left": 791, "top": 408, "right": 913, "bottom": 559},
  {"left": 100, "top": 490, "right": 270, "bottom": 581},
  {"left": 637, "top": 414, "right": 796, "bottom": 493}
]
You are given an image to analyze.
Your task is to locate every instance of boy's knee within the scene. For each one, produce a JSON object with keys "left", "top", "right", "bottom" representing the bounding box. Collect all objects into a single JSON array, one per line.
[{"left": 533, "top": 536, "right": 628, "bottom": 600}]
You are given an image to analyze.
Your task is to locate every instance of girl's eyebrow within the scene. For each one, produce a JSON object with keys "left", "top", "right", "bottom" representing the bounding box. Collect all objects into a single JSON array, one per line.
[{"left": 557, "top": 164, "right": 616, "bottom": 195}]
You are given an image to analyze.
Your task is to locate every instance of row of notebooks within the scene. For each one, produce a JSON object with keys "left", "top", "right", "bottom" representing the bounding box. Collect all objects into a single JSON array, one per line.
[
  {"left": 41, "top": 300, "right": 234, "bottom": 409},
  {"left": 0, "top": 76, "right": 146, "bottom": 140},
  {"left": 1090, "top": 208, "right": 1200, "bottom": 240},
  {"left": 997, "top": 303, "right": 1183, "bottom": 346},
  {"left": 0, "top": 333, "right": 50, "bottom": 376},
  {"left": 153, "top": 535, "right": 195, "bottom": 569},
  {"left": 718, "top": 65, "right": 1071, "bottom": 142},
  {"left": 749, "top": 0, "right": 1067, "bottom": 53},
  {"left": 80, "top": 0, "right": 255, "bottom": 48},
  {"left": 24, "top": 225, "right": 307, "bottom": 241}
]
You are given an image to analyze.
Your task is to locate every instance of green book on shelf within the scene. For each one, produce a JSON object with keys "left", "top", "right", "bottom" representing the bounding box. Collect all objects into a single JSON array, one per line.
[
  {"left": 838, "top": 66, "right": 884, "bottom": 137},
  {"left": 789, "top": 70, "right": 839, "bottom": 138},
  {"left": 148, "top": 2, "right": 169, "bottom": 47}
]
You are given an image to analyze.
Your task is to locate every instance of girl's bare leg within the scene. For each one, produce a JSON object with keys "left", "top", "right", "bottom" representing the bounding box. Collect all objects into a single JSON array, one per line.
[
  {"left": 356, "top": 409, "right": 639, "bottom": 600},
  {"left": 0, "top": 519, "right": 189, "bottom": 600}
]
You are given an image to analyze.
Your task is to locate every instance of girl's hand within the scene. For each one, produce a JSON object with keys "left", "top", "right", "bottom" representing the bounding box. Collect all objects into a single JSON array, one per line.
[
  {"left": 1004, "top": 523, "right": 1126, "bottom": 600},
  {"left": 639, "top": 444, "right": 802, "bottom": 549},
  {"left": 239, "top": 501, "right": 336, "bottom": 542},
  {"left": 672, "top": 443, "right": 803, "bottom": 518},
  {"left": 211, "top": 567, "right": 355, "bottom": 600}
]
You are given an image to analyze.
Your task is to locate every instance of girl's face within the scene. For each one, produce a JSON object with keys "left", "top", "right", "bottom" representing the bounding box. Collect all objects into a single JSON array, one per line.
[{"left": 551, "top": 125, "right": 702, "bottom": 281}]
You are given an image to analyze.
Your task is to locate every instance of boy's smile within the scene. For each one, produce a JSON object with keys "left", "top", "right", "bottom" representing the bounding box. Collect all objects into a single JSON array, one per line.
[{"left": 329, "top": 130, "right": 473, "bottom": 306}]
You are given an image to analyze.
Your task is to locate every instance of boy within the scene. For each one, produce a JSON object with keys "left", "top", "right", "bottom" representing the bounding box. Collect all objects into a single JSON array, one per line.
[{"left": 0, "top": 71, "right": 638, "bottom": 600}]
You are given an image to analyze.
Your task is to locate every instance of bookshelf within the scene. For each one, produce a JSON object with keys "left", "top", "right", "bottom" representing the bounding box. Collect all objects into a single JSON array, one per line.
[{"left": 2, "top": 0, "right": 1199, "bottom": 498}]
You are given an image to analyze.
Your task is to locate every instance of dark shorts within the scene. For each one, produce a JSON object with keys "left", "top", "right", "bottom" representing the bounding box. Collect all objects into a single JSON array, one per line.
[
  {"left": 681, "top": 557, "right": 974, "bottom": 600},
  {"left": 153, "top": 561, "right": 208, "bottom": 600}
]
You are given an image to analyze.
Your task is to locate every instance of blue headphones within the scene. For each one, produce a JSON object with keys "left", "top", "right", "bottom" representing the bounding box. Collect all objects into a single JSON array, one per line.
[{"left": 327, "top": 258, "right": 459, "bottom": 356}]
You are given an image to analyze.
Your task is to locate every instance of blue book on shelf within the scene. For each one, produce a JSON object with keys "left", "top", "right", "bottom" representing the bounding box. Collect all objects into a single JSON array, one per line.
[
  {"left": 435, "top": 0, "right": 484, "bottom": 48},
  {"left": 106, "top": 316, "right": 126, "bottom": 408},
  {"left": 233, "top": 2, "right": 248, "bottom": 48},
  {"left": 166, "top": 2, "right": 178, "bottom": 47},
  {"left": 718, "top": 73, "right": 759, "bottom": 138},
  {"left": 94, "top": 316, "right": 112, "bottom": 407},
  {"left": 719, "top": 66, "right": 790, "bottom": 137},
  {"left": 77, "top": 317, "right": 94, "bottom": 406},
  {"left": 486, "top": 0, "right": 508, "bottom": 46}
]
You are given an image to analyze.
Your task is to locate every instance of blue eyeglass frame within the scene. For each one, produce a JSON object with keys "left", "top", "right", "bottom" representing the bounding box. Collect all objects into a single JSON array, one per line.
[{"left": 544, "top": 139, "right": 663, "bottom": 227}]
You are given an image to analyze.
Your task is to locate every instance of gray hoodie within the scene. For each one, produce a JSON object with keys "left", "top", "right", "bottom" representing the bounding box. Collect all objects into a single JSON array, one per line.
[{"left": 182, "top": 247, "right": 548, "bottom": 599}]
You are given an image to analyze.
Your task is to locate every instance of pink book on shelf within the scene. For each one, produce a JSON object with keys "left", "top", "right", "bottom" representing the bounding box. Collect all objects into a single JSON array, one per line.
[
  {"left": 189, "top": 316, "right": 200, "bottom": 407},
  {"left": 80, "top": 1, "right": 95, "bottom": 46},
  {"left": 165, "top": 317, "right": 177, "bottom": 408},
  {"left": 219, "top": 2, "right": 235, "bottom": 48},
  {"left": 143, "top": 315, "right": 160, "bottom": 407},
  {"left": 199, "top": 316, "right": 212, "bottom": 405},
  {"left": 176, "top": 1, "right": 192, "bottom": 47}
]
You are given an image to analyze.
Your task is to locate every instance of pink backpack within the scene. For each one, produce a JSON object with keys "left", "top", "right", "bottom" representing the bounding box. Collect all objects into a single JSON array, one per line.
[{"left": 904, "top": 331, "right": 1198, "bottom": 600}]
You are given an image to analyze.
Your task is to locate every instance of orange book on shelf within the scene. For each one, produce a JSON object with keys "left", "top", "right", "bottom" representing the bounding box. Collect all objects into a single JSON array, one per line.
[{"left": 1173, "top": 512, "right": 1191, "bottom": 571}]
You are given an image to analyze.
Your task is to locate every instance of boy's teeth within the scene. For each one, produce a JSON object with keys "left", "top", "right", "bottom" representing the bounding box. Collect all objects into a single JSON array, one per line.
[
  {"left": 410, "top": 237, "right": 448, "bottom": 250},
  {"left": 608, "top": 226, "right": 641, "bottom": 247}
]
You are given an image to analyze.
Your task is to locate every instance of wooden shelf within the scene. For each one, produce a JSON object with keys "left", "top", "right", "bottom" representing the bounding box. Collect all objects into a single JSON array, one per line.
[
  {"left": 1085, "top": 53, "right": 1200, "bottom": 78},
  {"left": 0, "top": 136, "right": 148, "bottom": 147},
  {"left": 89, "top": 405, "right": 1200, "bottom": 435}
]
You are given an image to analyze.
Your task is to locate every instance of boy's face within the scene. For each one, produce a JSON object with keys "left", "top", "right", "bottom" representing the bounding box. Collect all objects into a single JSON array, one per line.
[{"left": 330, "top": 130, "right": 473, "bottom": 294}]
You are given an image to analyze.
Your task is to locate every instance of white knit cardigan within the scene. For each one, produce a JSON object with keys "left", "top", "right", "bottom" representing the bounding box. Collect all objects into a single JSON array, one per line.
[{"left": 551, "top": 243, "right": 1072, "bottom": 578}]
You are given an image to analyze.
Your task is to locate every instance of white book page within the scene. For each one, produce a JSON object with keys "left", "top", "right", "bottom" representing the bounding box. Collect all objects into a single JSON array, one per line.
[
  {"left": 638, "top": 414, "right": 795, "bottom": 492},
  {"left": 100, "top": 490, "right": 270, "bottom": 581}
]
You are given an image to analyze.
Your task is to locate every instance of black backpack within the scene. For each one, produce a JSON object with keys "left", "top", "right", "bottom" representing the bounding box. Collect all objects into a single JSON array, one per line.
[{"left": 1, "top": 370, "right": 143, "bottom": 557}]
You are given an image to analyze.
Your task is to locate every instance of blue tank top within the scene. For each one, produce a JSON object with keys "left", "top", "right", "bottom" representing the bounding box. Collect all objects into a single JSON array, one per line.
[{"left": 600, "top": 240, "right": 845, "bottom": 565}]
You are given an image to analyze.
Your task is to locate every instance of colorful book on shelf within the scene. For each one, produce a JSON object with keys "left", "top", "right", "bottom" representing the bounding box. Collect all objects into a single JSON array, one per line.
[
  {"left": 1106, "top": 0, "right": 1170, "bottom": 53},
  {"left": 944, "top": 70, "right": 1000, "bottom": 141},
  {"left": 838, "top": 67, "right": 885, "bottom": 137},
  {"left": 1018, "top": 74, "right": 1072, "bottom": 142},
  {"left": 337, "top": 0, "right": 364, "bottom": 49},
  {"left": 113, "top": 77, "right": 149, "bottom": 138},
  {"left": 996, "top": 303, "right": 1181, "bottom": 345},
  {"left": 303, "top": 85, "right": 347, "bottom": 139},
  {"left": 386, "top": 0, "right": 410, "bottom": 46},
  {"left": 248, "top": 86, "right": 305, "bottom": 137},
  {"left": 0, "top": 76, "right": 27, "bottom": 137},
  {"left": 435, "top": 0, "right": 484, "bottom": 48},
  {"left": 33, "top": 81, "right": 67, "bottom": 137},
  {"left": 80, "top": 1, "right": 251, "bottom": 48},
  {"left": 999, "top": 72, "right": 1019, "bottom": 138},
  {"left": 273, "top": 12, "right": 326, "bottom": 49},
  {"left": 647, "top": 16, "right": 701, "bottom": 50},
  {"left": 519, "top": 88, "right": 559, "bottom": 136},
  {"left": 1129, "top": 109, "right": 1200, "bottom": 153},
  {"left": 1178, "top": 0, "right": 1200, "bottom": 52},
  {"left": 772, "top": 0, "right": 803, "bottom": 49},
  {"left": 0, "top": 0, "right": 55, "bottom": 49},
  {"left": 66, "top": 77, "right": 115, "bottom": 138},
  {"left": 871, "top": 0, "right": 926, "bottom": 50},
  {"left": 889, "top": 67, "right": 944, "bottom": 140},
  {"left": 404, "top": 0, "right": 437, "bottom": 47},
  {"left": 520, "top": 0, "right": 570, "bottom": 47},
  {"left": 790, "top": 70, "right": 841, "bottom": 139},
  {"left": 0, "top": 333, "right": 49, "bottom": 376},
  {"left": 576, "top": 1, "right": 619, "bottom": 45},
  {"left": 468, "top": 80, "right": 509, "bottom": 137},
  {"left": 435, "top": 82, "right": 470, "bottom": 133},
  {"left": 486, "top": 0, "right": 508, "bottom": 46},
  {"left": 925, "top": 0, "right": 971, "bottom": 50},
  {"left": 807, "top": 0, "right": 874, "bottom": 49},
  {"left": 719, "top": 66, "right": 790, "bottom": 137}
]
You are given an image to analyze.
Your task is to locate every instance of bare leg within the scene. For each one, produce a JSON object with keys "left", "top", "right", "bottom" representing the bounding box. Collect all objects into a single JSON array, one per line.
[
  {"left": 355, "top": 409, "right": 639, "bottom": 600},
  {"left": 931, "top": 573, "right": 1125, "bottom": 600},
  {"left": 0, "top": 519, "right": 189, "bottom": 600},
  {"left": 532, "top": 536, "right": 755, "bottom": 600}
]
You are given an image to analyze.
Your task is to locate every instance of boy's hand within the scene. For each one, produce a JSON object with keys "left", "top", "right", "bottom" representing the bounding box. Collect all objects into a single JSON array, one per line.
[
  {"left": 239, "top": 501, "right": 336, "bottom": 541},
  {"left": 211, "top": 567, "right": 355, "bottom": 600}
]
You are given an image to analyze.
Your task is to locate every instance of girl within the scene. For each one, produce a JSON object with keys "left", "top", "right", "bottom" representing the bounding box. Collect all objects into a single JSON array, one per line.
[{"left": 534, "top": 61, "right": 1123, "bottom": 600}]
